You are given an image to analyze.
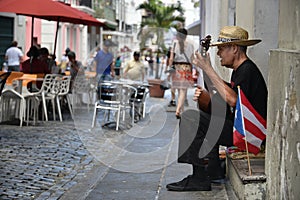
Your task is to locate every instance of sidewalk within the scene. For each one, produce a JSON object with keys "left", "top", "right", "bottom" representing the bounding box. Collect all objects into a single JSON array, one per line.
[{"left": 0, "top": 89, "right": 237, "bottom": 200}]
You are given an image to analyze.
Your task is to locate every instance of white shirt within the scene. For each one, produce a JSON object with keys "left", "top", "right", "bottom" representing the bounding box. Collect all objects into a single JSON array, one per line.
[
  {"left": 172, "top": 39, "right": 194, "bottom": 63},
  {"left": 5, "top": 47, "right": 23, "bottom": 66}
]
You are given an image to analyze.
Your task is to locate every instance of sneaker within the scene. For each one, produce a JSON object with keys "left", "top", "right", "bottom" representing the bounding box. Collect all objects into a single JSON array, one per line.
[
  {"left": 168, "top": 100, "right": 176, "bottom": 107},
  {"left": 211, "top": 177, "right": 226, "bottom": 184},
  {"left": 166, "top": 175, "right": 211, "bottom": 191}
]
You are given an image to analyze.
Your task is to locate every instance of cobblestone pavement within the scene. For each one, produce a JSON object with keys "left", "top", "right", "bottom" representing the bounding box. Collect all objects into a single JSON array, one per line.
[
  {"left": 0, "top": 95, "right": 166, "bottom": 200},
  {"left": 0, "top": 119, "right": 97, "bottom": 200},
  {"left": 0, "top": 89, "right": 236, "bottom": 200}
]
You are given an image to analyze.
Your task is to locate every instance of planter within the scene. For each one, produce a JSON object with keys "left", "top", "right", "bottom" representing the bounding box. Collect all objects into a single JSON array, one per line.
[{"left": 147, "top": 79, "right": 165, "bottom": 98}]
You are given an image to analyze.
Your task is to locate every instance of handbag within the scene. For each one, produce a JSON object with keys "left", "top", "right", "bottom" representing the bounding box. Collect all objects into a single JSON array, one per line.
[{"left": 160, "top": 78, "right": 171, "bottom": 90}]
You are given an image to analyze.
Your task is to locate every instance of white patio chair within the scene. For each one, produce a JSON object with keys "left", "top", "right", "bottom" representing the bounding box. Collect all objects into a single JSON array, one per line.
[
  {"left": 56, "top": 75, "right": 73, "bottom": 121},
  {"left": 72, "top": 73, "right": 94, "bottom": 112},
  {"left": 27, "top": 74, "right": 61, "bottom": 121},
  {"left": 0, "top": 89, "right": 26, "bottom": 127}
]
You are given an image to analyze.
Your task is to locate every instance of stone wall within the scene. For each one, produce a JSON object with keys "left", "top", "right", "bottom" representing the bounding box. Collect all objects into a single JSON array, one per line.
[
  {"left": 266, "top": 0, "right": 300, "bottom": 198},
  {"left": 267, "top": 50, "right": 300, "bottom": 199}
]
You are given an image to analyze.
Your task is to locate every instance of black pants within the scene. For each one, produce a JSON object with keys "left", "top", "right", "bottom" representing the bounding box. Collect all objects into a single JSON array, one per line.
[{"left": 177, "top": 109, "right": 233, "bottom": 166}]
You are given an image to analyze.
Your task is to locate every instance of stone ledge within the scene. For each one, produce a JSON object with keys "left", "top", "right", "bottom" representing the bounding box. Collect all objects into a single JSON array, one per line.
[{"left": 227, "top": 154, "right": 266, "bottom": 199}]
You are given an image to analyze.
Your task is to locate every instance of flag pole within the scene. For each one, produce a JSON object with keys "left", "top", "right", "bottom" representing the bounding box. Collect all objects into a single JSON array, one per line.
[
  {"left": 238, "top": 86, "right": 252, "bottom": 176},
  {"left": 244, "top": 133, "right": 252, "bottom": 176}
]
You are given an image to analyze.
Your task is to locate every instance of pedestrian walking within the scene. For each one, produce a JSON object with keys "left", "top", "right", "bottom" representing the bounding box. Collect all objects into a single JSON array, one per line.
[
  {"left": 94, "top": 39, "right": 115, "bottom": 82},
  {"left": 5, "top": 40, "right": 24, "bottom": 72},
  {"left": 168, "top": 28, "right": 194, "bottom": 119}
]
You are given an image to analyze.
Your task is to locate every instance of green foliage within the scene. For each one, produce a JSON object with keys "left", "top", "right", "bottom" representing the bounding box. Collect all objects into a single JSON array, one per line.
[{"left": 136, "top": 0, "right": 186, "bottom": 78}]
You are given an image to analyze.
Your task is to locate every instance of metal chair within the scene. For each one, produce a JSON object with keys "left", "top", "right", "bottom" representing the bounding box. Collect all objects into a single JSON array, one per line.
[
  {"left": 92, "top": 82, "right": 137, "bottom": 130},
  {"left": 120, "top": 84, "right": 137, "bottom": 126},
  {"left": 92, "top": 82, "right": 121, "bottom": 130},
  {"left": 130, "top": 85, "right": 149, "bottom": 121}
]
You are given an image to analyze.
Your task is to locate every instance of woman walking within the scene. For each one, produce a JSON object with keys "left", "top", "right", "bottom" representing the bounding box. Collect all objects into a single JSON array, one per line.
[{"left": 168, "top": 28, "right": 194, "bottom": 118}]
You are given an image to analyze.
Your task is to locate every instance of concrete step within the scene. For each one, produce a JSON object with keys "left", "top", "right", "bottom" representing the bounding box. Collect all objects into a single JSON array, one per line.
[{"left": 226, "top": 154, "right": 266, "bottom": 199}]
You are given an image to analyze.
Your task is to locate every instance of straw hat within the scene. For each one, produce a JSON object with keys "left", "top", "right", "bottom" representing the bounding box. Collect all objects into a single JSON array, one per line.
[{"left": 210, "top": 26, "right": 261, "bottom": 47}]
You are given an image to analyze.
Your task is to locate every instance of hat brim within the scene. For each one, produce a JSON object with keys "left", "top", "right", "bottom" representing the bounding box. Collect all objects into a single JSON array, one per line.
[{"left": 210, "top": 39, "right": 261, "bottom": 47}]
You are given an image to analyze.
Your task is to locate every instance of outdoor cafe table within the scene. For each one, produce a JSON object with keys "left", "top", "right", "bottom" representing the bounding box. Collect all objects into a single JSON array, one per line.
[
  {"left": 14, "top": 75, "right": 44, "bottom": 94},
  {"left": 1, "top": 74, "right": 44, "bottom": 126}
]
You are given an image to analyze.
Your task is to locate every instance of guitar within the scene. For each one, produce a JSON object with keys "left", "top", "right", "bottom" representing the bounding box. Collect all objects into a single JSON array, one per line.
[
  {"left": 200, "top": 35, "right": 211, "bottom": 57},
  {"left": 197, "top": 35, "right": 212, "bottom": 113}
]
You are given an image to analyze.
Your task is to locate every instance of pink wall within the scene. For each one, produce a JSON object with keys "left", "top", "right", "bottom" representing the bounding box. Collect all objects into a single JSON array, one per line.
[
  {"left": 24, "top": 18, "right": 83, "bottom": 61},
  {"left": 25, "top": 16, "right": 42, "bottom": 58}
]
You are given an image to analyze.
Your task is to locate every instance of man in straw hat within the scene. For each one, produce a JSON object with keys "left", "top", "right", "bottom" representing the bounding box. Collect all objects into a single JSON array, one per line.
[{"left": 166, "top": 26, "right": 268, "bottom": 191}]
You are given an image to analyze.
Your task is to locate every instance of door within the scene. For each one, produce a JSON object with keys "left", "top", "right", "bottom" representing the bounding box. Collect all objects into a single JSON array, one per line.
[{"left": 0, "top": 16, "right": 14, "bottom": 70}]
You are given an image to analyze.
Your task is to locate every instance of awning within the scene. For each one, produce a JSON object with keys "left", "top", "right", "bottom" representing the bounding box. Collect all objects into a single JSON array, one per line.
[
  {"left": 186, "top": 20, "right": 201, "bottom": 36},
  {"left": 98, "top": 18, "right": 118, "bottom": 30},
  {"left": 0, "top": 0, "right": 104, "bottom": 53},
  {"left": 102, "top": 30, "right": 133, "bottom": 38}
]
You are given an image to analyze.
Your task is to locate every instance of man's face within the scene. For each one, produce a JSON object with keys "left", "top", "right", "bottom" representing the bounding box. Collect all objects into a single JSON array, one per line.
[
  {"left": 134, "top": 55, "right": 139, "bottom": 61},
  {"left": 103, "top": 45, "right": 109, "bottom": 52},
  {"left": 217, "top": 45, "right": 234, "bottom": 68}
]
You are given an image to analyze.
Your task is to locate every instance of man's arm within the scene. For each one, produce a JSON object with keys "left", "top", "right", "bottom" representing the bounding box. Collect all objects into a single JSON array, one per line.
[
  {"left": 110, "top": 61, "right": 115, "bottom": 77},
  {"left": 193, "top": 51, "right": 237, "bottom": 107}
]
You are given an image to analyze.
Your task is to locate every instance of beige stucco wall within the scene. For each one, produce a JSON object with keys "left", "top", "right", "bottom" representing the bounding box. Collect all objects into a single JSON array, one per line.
[
  {"left": 266, "top": 0, "right": 300, "bottom": 199},
  {"left": 206, "top": 0, "right": 278, "bottom": 83},
  {"left": 267, "top": 49, "right": 300, "bottom": 200}
]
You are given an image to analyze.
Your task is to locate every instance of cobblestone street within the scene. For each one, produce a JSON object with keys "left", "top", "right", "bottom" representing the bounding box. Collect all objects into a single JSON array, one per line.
[
  {"left": 0, "top": 119, "right": 96, "bottom": 200},
  {"left": 0, "top": 92, "right": 236, "bottom": 200}
]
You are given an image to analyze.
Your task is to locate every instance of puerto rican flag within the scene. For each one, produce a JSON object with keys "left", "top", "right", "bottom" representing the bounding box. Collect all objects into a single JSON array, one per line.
[{"left": 233, "top": 87, "right": 267, "bottom": 155}]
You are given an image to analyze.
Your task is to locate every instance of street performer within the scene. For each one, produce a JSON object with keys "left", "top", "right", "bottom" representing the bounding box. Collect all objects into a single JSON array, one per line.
[{"left": 166, "top": 26, "right": 268, "bottom": 191}]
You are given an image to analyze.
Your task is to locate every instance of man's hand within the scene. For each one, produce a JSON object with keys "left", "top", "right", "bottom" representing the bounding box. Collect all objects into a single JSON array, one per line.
[
  {"left": 193, "top": 86, "right": 205, "bottom": 102},
  {"left": 192, "top": 51, "right": 212, "bottom": 71}
]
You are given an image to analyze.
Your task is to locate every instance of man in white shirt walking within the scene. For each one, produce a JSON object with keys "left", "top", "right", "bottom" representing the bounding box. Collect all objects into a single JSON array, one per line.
[{"left": 5, "top": 41, "right": 24, "bottom": 72}]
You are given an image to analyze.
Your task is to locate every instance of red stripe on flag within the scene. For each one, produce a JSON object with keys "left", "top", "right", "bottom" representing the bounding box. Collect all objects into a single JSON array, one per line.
[
  {"left": 246, "top": 142, "right": 261, "bottom": 155},
  {"left": 233, "top": 130, "right": 261, "bottom": 155},
  {"left": 233, "top": 130, "right": 245, "bottom": 148},
  {"left": 240, "top": 90, "right": 266, "bottom": 127},
  {"left": 244, "top": 118, "right": 266, "bottom": 141}
]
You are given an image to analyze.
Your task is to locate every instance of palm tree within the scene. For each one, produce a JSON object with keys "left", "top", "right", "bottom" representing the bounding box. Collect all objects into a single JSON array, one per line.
[{"left": 137, "top": 0, "right": 185, "bottom": 79}]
